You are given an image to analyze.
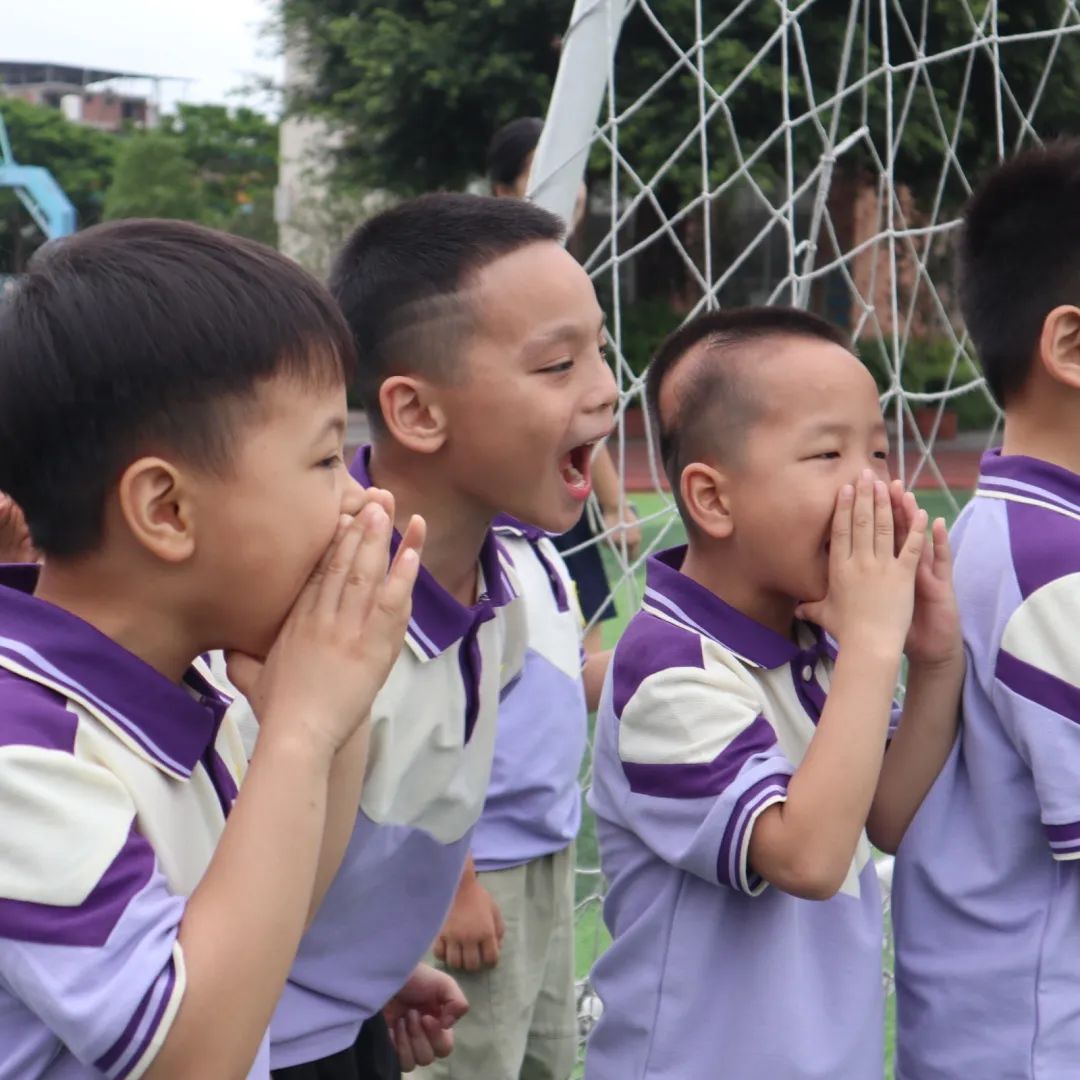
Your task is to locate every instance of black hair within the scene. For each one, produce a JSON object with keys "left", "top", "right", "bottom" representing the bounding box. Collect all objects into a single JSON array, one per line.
[
  {"left": 645, "top": 306, "right": 850, "bottom": 516},
  {"left": 328, "top": 192, "right": 564, "bottom": 433},
  {"left": 958, "top": 139, "right": 1080, "bottom": 406},
  {"left": 486, "top": 117, "right": 544, "bottom": 188},
  {"left": 0, "top": 218, "right": 355, "bottom": 557}
]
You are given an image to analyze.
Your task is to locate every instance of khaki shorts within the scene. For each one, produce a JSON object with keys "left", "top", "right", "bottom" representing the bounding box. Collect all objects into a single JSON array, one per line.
[{"left": 414, "top": 845, "right": 577, "bottom": 1080}]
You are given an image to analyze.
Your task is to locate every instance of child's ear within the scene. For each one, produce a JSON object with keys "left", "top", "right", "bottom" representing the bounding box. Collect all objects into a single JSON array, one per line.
[
  {"left": 116, "top": 457, "right": 196, "bottom": 563},
  {"left": 379, "top": 375, "right": 448, "bottom": 454},
  {"left": 681, "top": 461, "right": 734, "bottom": 540},
  {"left": 1038, "top": 305, "right": 1080, "bottom": 391}
]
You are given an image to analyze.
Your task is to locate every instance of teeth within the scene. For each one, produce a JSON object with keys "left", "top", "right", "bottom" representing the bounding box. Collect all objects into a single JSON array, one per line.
[{"left": 562, "top": 463, "right": 586, "bottom": 487}]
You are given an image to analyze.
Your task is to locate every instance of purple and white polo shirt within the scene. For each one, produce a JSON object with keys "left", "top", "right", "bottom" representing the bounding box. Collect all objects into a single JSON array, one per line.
[
  {"left": 0, "top": 565, "right": 261, "bottom": 1079},
  {"left": 585, "top": 547, "right": 883, "bottom": 1080},
  {"left": 257, "top": 447, "right": 528, "bottom": 1068},
  {"left": 471, "top": 518, "right": 588, "bottom": 874},
  {"left": 893, "top": 451, "right": 1080, "bottom": 1079}
]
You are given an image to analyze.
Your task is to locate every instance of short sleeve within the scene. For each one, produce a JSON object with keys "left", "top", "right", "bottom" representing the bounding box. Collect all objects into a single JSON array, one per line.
[
  {"left": 614, "top": 644, "right": 794, "bottom": 895},
  {"left": 0, "top": 731, "right": 186, "bottom": 1078},
  {"left": 995, "top": 576, "right": 1080, "bottom": 860}
]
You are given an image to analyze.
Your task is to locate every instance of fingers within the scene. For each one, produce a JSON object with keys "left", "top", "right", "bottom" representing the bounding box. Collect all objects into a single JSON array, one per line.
[
  {"left": 337, "top": 503, "right": 392, "bottom": 623},
  {"left": 851, "top": 471, "right": 876, "bottom": 557},
  {"left": 433, "top": 936, "right": 447, "bottom": 963},
  {"left": 930, "top": 517, "right": 952, "bottom": 580},
  {"left": 370, "top": 537, "right": 422, "bottom": 642},
  {"left": 829, "top": 483, "right": 855, "bottom": 563},
  {"left": 362, "top": 486, "right": 396, "bottom": 518},
  {"left": 461, "top": 942, "right": 482, "bottom": 973},
  {"left": 898, "top": 506, "right": 929, "bottom": 571},
  {"left": 888, "top": 480, "right": 907, "bottom": 555},
  {"left": 441, "top": 980, "right": 469, "bottom": 1026},
  {"left": 397, "top": 514, "right": 426, "bottom": 560},
  {"left": 313, "top": 512, "right": 370, "bottom": 619},
  {"left": 422, "top": 1015, "right": 454, "bottom": 1059},
  {"left": 479, "top": 934, "right": 499, "bottom": 968},
  {"left": 394, "top": 1011, "right": 448, "bottom": 1072},
  {"left": 444, "top": 940, "right": 463, "bottom": 971},
  {"left": 873, "top": 478, "right": 893, "bottom": 558},
  {"left": 295, "top": 514, "right": 353, "bottom": 615}
]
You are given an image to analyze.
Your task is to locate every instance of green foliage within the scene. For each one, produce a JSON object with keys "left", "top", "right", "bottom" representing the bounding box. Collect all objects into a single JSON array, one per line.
[
  {"left": 0, "top": 97, "right": 279, "bottom": 269},
  {"left": 858, "top": 335, "right": 998, "bottom": 431},
  {"left": 103, "top": 134, "right": 205, "bottom": 221},
  {"left": 280, "top": 0, "right": 568, "bottom": 193},
  {"left": 0, "top": 97, "right": 116, "bottom": 269},
  {"left": 281, "top": 0, "right": 1080, "bottom": 212},
  {"left": 159, "top": 104, "right": 279, "bottom": 244},
  {"left": 0, "top": 97, "right": 116, "bottom": 222},
  {"left": 614, "top": 297, "right": 684, "bottom": 377}
]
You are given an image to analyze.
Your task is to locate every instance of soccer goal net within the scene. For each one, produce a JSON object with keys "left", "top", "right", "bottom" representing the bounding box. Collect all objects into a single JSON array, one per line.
[{"left": 530, "top": 0, "right": 1080, "bottom": 1062}]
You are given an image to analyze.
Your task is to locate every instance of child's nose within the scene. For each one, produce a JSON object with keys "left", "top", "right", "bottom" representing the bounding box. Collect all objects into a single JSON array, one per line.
[
  {"left": 588, "top": 352, "right": 619, "bottom": 416},
  {"left": 340, "top": 474, "right": 367, "bottom": 517}
]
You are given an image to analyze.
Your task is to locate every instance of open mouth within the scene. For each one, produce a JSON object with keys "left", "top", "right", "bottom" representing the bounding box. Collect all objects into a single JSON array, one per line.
[{"left": 558, "top": 442, "right": 595, "bottom": 501}]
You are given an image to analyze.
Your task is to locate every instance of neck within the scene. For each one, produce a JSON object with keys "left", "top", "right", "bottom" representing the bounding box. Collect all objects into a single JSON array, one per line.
[
  {"left": 33, "top": 557, "right": 196, "bottom": 683},
  {"left": 367, "top": 443, "right": 491, "bottom": 605},
  {"left": 1001, "top": 389, "right": 1080, "bottom": 476},
  {"left": 680, "top": 540, "right": 798, "bottom": 640}
]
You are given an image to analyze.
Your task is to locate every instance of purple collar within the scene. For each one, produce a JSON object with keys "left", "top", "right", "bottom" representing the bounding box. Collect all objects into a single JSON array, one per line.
[
  {"left": 351, "top": 446, "right": 518, "bottom": 659},
  {"left": 493, "top": 514, "right": 570, "bottom": 614},
  {"left": 977, "top": 449, "right": 1080, "bottom": 513},
  {"left": 643, "top": 546, "right": 824, "bottom": 669},
  {"left": 0, "top": 565, "right": 228, "bottom": 780}
]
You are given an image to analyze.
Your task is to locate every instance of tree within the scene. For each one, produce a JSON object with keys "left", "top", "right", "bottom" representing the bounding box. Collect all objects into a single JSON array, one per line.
[
  {"left": 160, "top": 104, "right": 279, "bottom": 245},
  {"left": 281, "top": 0, "right": 1080, "bottom": 203},
  {"left": 103, "top": 134, "right": 205, "bottom": 222},
  {"left": 280, "top": 0, "right": 568, "bottom": 194},
  {"left": 0, "top": 97, "right": 116, "bottom": 271}
]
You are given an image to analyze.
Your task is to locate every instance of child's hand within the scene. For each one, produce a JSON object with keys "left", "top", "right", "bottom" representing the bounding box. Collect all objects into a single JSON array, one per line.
[
  {"left": 227, "top": 500, "right": 425, "bottom": 759},
  {"left": 0, "top": 493, "right": 37, "bottom": 564},
  {"left": 796, "top": 470, "right": 926, "bottom": 657},
  {"left": 384, "top": 963, "right": 469, "bottom": 1072},
  {"left": 434, "top": 876, "right": 506, "bottom": 973},
  {"left": 890, "top": 480, "right": 961, "bottom": 669}
]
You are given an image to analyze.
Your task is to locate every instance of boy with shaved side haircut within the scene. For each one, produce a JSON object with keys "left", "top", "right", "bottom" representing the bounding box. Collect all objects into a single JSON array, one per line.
[
  {"left": 257, "top": 193, "right": 618, "bottom": 1080},
  {"left": 585, "top": 307, "right": 963, "bottom": 1080}
]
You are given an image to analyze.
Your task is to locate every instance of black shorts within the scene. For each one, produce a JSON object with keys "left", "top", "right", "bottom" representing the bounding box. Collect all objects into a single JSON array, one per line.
[
  {"left": 271, "top": 1015, "right": 400, "bottom": 1080},
  {"left": 553, "top": 514, "right": 616, "bottom": 624}
]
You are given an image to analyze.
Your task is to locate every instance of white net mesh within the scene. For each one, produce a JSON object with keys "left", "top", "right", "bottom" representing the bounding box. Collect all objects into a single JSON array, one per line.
[{"left": 547, "top": 0, "right": 1080, "bottom": 1065}]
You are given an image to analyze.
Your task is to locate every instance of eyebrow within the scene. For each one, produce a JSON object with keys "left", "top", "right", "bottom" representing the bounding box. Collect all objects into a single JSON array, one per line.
[
  {"left": 523, "top": 312, "right": 607, "bottom": 356},
  {"left": 803, "top": 419, "right": 888, "bottom": 438},
  {"left": 313, "top": 416, "right": 346, "bottom": 443}
]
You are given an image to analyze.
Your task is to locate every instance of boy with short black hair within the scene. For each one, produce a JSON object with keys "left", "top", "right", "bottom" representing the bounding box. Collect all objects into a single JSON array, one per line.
[
  {"left": 585, "top": 307, "right": 963, "bottom": 1079},
  {"left": 263, "top": 193, "right": 618, "bottom": 1078},
  {"left": 893, "top": 139, "right": 1080, "bottom": 1079},
  {"left": 0, "top": 219, "right": 421, "bottom": 1078}
]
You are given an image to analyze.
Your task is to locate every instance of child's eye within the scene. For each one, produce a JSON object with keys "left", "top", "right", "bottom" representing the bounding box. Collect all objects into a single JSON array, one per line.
[
  {"left": 318, "top": 454, "right": 343, "bottom": 469},
  {"left": 873, "top": 450, "right": 889, "bottom": 460},
  {"left": 815, "top": 451, "right": 841, "bottom": 460},
  {"left": 543, "top": 360, "right": 574, "bottom": 374}
]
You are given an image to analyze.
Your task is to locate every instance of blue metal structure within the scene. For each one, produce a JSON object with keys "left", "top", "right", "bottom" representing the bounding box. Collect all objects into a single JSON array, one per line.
[{"left": 0, "top": 108, "right": 76, "bottom": 240}]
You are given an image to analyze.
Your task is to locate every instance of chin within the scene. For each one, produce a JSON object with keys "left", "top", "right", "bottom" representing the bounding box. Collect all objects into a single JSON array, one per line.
[{"left": 498, "top": 492, "right": 577, "bottom": 536}]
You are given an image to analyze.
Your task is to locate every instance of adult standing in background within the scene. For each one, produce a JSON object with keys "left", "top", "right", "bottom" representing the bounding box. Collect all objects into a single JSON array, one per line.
[{"left": 487, "top": 118, "right": 640, "bottom": 656}]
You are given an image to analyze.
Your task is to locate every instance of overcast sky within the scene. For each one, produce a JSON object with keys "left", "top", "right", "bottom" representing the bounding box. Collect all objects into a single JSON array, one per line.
[{"left": 4, "top": 0, "right": 283, "bottom": 112}]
